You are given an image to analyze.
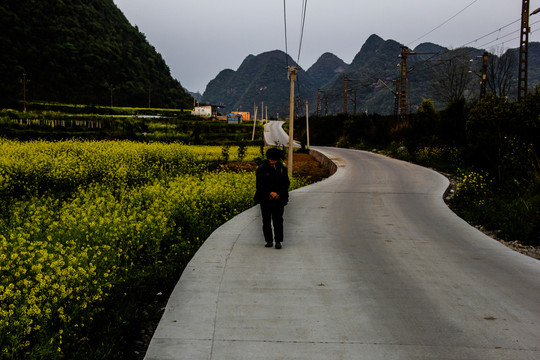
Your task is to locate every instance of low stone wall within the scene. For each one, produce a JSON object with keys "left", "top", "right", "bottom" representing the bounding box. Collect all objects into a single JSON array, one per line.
[{"left": 309, "top": 148, "right": 337, "bottom": 176}]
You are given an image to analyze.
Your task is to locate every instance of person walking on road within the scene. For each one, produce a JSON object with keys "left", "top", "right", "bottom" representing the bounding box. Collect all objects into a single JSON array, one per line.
[{"left": 254, "top": 148, "right": 290, "bottom": 249}]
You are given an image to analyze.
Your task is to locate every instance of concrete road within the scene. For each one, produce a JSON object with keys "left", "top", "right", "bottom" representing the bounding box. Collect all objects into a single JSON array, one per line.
[
  {"left": 145, "top": 129, "right": 540, "bottom": 359},
  {"left": 264, "top": 120, "right": 299, "bottom": 147}
]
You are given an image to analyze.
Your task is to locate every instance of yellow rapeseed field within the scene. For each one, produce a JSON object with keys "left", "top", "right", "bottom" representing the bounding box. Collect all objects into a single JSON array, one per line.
[{"left": 0, "top": 139, "right": 304, "bottom": 359}]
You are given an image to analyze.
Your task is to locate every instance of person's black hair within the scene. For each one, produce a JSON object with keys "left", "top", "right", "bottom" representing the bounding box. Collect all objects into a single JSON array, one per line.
[{"left": 266, "top": 147, "right": 283, "bottom": 160}]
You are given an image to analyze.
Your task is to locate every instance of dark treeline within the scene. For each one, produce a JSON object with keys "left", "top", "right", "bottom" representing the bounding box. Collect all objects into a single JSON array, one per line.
[
  {"left": 0, "top": 108, "right": 264, "bottom": 145},
  {"left": 296, "top": 91, "right": 540, "bottom": 245},
  {"left": 0, "top": 0, "right": 193, "bottom": 109}
]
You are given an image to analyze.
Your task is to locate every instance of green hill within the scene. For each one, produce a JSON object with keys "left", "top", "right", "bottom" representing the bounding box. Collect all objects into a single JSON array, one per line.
[
  {"left": 203, "top": 50, "right": 318, "bottom": 118},
  {"left": 0, "top": 0, "right": 193, "bottom": 108},
  {"left": 306, "top": 52, "right": 348, "bottom": 90}
]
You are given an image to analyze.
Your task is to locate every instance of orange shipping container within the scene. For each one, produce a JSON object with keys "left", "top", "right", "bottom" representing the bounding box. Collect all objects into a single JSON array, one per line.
[{"left": 231, "top": 111, "right": 250, "bottom": 121}]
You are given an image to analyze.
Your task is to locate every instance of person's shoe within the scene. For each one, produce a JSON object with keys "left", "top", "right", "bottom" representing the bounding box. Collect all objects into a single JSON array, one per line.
[
  {"left": 275, "top": 242, "right": 282, "bottom": 249},
  {"left": 265, "top": 242, "right": 273, "bottom": 248}
]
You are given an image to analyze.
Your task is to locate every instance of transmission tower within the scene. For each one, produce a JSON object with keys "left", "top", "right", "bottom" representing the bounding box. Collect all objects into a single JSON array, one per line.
[{"left": 518, "top": 0, "right": 530, "bottom": 101}]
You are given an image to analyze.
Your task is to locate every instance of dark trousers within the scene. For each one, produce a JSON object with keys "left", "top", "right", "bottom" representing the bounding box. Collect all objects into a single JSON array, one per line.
[{"left": 260, "top": 201, "right": 284, "bottom": 243}]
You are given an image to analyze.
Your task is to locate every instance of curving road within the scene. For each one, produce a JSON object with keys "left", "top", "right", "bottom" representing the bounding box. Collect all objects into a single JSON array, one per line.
[
  {"left": 264, "top": 120, "right": 300, "bottom": 147},
  {"left": 145, "top": 123, "right": 540, "bottom": 360}
]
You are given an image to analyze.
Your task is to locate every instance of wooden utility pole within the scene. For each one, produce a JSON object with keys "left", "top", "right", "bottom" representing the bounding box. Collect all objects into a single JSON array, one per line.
[
  {"left": 394, "top": 79, "right": 400, "bottom": 118},
  {"left": 398, "top": 47, "right": 437, "bottom": 119},
  {"left": 288, "top": 66, "right": 297, "bottom": 177},
  {"left": 400, "top": 46, "right": 408, "bottom": 120},
  {"left": 518, "top": 0, "right": 530, "bottom": 101},
  {"left": 344, "top": 76, "right": 348, "bottom": 114},
  {"left": 108, "top": 83, "right": 115, "bottom": 108},
  {"left": 306, "top": 101, "right": 310, "bottom": 149},
  {"left": 353, "top": 89, "right": 357, "bottom": 115},
  {"left": 21, "top": 73, "right": 28, "bottom": 113},
  {"left": 251, "top": 106, "right": 258, "bottom": 141},
  {"left": 317, "top": 89, "right": 321, "bottom": 116},
  {"left": 325, "top": 96, "right": 328, "bottom": 115},
  {"left": 480, "top": 51, "right": 488, "bottom": 99}
]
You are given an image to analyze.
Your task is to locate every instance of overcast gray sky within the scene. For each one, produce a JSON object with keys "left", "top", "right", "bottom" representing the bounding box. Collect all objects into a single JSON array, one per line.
[{"left": 112, "top": 0, "right": 540, "bottom": 94}]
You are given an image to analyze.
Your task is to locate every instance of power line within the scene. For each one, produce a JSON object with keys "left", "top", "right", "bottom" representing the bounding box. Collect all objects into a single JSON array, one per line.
[
  {"left": 297, "top": 0, "right": 308, "bottom": 64},
  {"left": 293, "top": 2, "right": 309, "bottom": 112},
  {"left": 404, "top": 17, "right": 535, "bottom": 75},
  {"left": 407, "top": 18, "right": 525, "bottom": 72},
  {"left": 477, "top": 19, "right": 540, "bottom": 49},
  {"left": 479, "top": 24, "right": 540, "bottom": 51},
  {"left": 283, "top": 0, "right": 289, "bottom": 67},
  {"left": 477, "top": 29, "right": 520, "bottom": 49},
  {"left": 283, "top": 0, "right": 309, "bottom": 66},
  {"left": 408, "top": 0, "right": 479, "bottom": 47},
  {"left": 460, "top": 18, "right": 520, "bottom": 47}
]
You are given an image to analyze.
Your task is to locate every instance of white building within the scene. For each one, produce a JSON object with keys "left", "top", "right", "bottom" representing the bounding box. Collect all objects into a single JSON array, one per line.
[{"left": 192, "top": 106, "right": 213, "bottom": 117}]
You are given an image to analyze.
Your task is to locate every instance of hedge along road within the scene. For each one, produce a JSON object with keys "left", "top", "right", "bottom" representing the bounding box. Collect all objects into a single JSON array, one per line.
[{"left": 145, "top": 123, "right": 540, "bottom": 360}]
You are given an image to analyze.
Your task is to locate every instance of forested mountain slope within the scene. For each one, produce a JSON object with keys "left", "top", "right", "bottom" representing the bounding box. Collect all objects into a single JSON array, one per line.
[
  {"left": 0, "top": 0, "right": 192, "bottom": 108},
  {"left": 203, "top": 50, "right": 318, "bottom": 117}
]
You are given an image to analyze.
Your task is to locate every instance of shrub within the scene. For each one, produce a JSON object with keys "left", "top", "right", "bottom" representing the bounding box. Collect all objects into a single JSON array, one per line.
[
  {"left": 413, "top": 146, "right": 462, "bottom": 172},
  {"left": 452, "top": 169, "right": 493, "bottom": 207}
]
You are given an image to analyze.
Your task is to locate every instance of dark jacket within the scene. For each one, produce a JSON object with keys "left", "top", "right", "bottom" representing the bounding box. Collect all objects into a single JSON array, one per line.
[{"left": 254, "top": 161, "right": 290, "bottom": 205}]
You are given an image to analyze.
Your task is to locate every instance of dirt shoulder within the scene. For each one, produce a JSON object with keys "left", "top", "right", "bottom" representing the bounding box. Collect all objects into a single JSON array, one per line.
[{"left": 224, "top": 152, "right": 331, "bottom": 184}]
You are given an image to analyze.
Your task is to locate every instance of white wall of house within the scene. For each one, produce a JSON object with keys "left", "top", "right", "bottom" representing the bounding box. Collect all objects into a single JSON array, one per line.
[{"left": 193, "top": 106, "right": 212, "bottom": 117}]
